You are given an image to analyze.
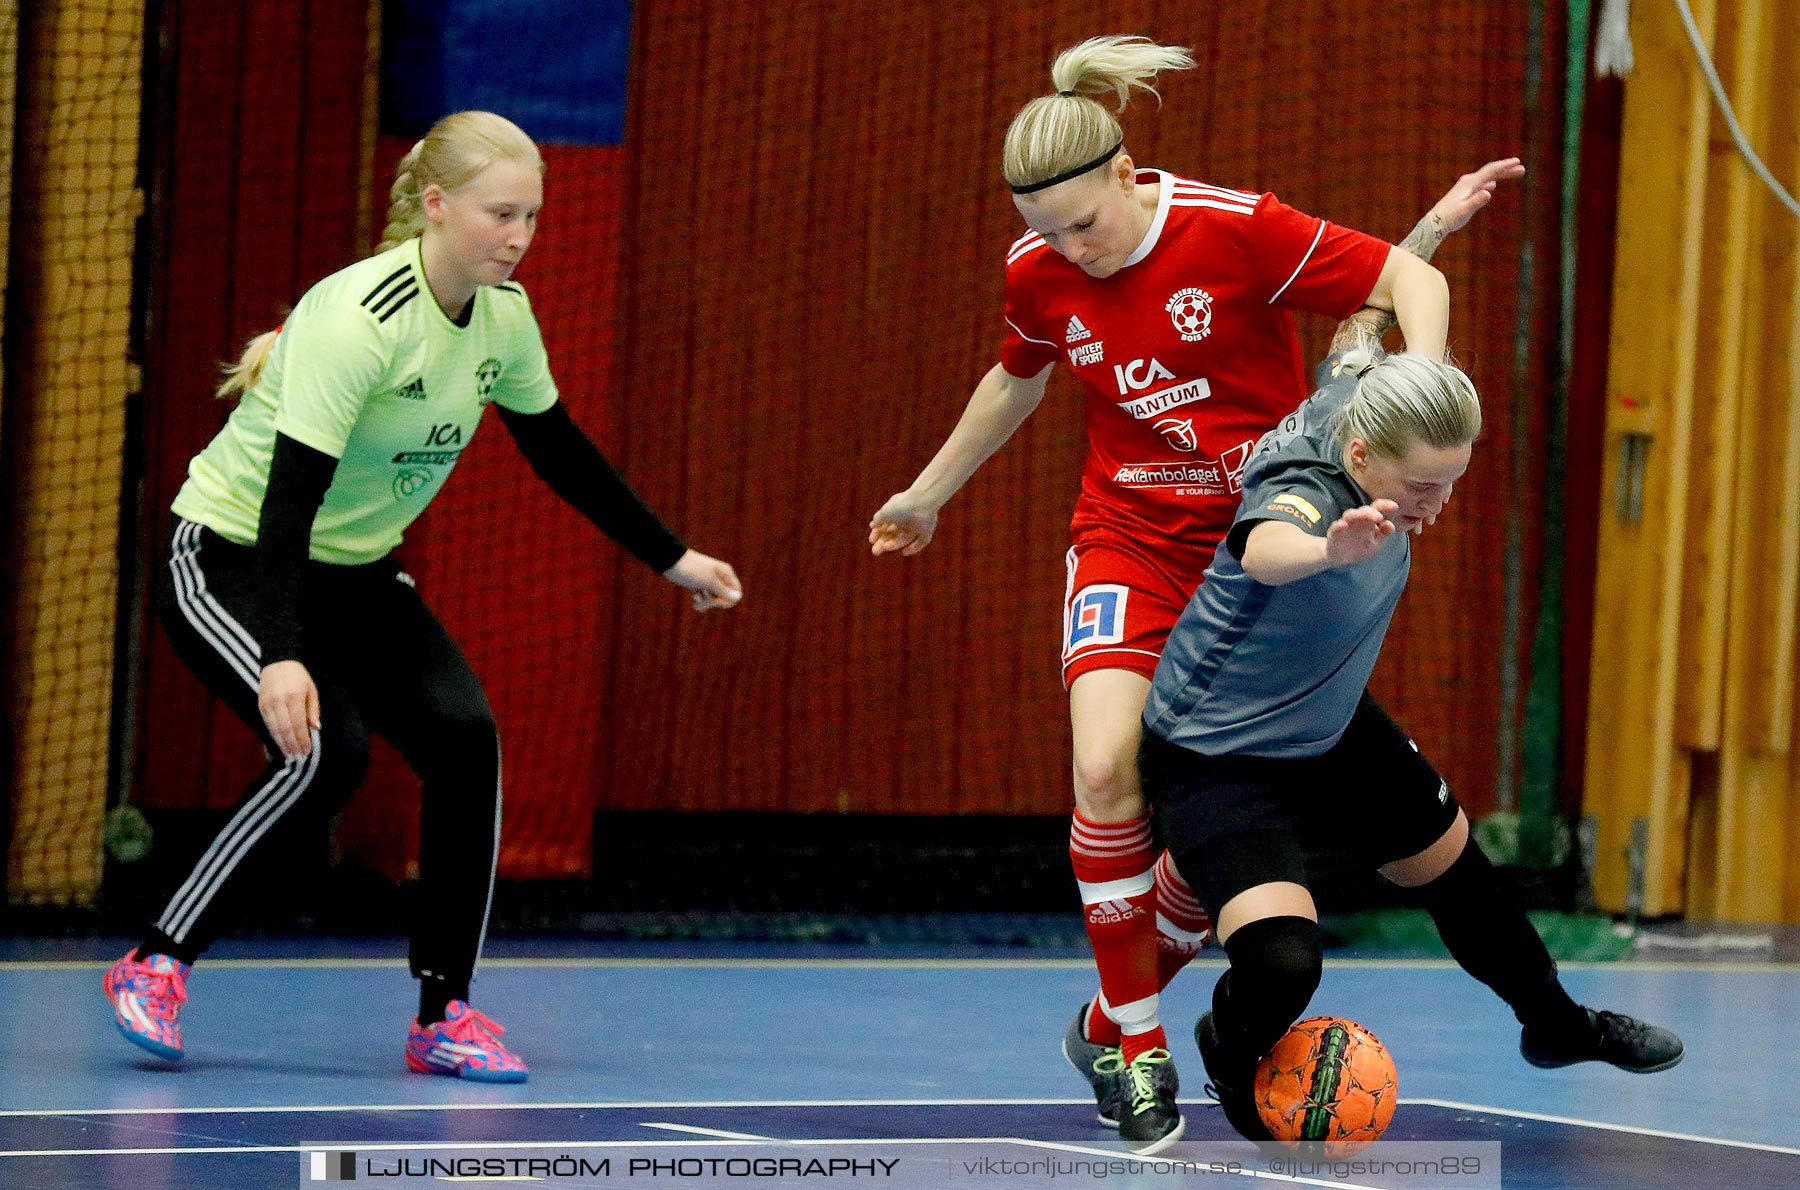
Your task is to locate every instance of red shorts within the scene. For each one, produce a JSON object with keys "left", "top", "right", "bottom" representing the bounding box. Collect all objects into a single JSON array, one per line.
[{"left": 1060, "top": 531, "right": 1217, "bottom": 688}]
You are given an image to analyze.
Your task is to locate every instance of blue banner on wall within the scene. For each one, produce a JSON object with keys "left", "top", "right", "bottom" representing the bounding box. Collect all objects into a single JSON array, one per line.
[{"left": 381, "top": 0, "right": 631, "bottom": 145}]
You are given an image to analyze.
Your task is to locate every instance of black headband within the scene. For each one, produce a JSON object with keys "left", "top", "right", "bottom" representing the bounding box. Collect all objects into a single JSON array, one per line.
[{"left": 1009, "top": 140, "right": 1124, "bottom": 195}]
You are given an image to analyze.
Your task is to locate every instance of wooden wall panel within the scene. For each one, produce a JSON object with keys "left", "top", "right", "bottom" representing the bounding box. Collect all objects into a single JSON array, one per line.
[{"left": 1583, "top": 0, "right": 1714, "bottom": 915}]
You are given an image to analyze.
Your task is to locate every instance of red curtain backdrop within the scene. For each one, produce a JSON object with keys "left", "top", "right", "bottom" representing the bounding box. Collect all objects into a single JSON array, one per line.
[
  {"left": 138, "top": 1, "right": 1565, "bottom": 879},
  {"left": 135, "top": 0, "right": 377, "bottom": 828},
  {"left": 598, "top": 2, "right": 1562, "bottom": 821}
]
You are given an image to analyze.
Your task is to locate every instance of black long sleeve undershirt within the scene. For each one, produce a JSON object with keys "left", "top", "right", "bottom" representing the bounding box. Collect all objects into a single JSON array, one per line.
[
  {"left": 254, "top": 432, "right": 339, "bottom": 665},
  {"left": 498, "top": 402, "right": 688, "bottom": 574},
  {"left": 252, "top": 407, "right": 686, "bottom": 668}
]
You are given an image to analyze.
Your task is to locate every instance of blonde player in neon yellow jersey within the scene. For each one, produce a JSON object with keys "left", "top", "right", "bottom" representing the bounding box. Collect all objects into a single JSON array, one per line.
[{"left": 104, "top": 111, "right": 741, "bottom": 1082}]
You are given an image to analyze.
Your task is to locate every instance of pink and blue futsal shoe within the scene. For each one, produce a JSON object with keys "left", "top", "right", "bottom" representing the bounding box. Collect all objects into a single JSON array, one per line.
[
  {"left": 406, "top": 1000, "right": 528, "bottom": 1082},
  {"left": 103, "top": 951, "right": 190, "bottom": 1060}
]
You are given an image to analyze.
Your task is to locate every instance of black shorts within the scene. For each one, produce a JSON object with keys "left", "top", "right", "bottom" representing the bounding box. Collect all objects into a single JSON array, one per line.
[{"left": 1138, "top": 692, "right": 1460, "bottom": 919}]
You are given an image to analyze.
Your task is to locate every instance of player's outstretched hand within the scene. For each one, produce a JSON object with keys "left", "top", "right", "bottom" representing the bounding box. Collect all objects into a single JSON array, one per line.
[
  {"left": 868, "top": 492, "right": 939, "bottom": 557},
  {"left": 1432, "top": 158, "right": 1525, "bottom": 236},
  {"left": 664, "top": 549, "right": 743, "bottom": 612},
  {"left": 259, "top": 659, "right": 320, "bottom": 757},
  {"left": 1325, "top": 500, "right": 1400, "bottom": 568}
]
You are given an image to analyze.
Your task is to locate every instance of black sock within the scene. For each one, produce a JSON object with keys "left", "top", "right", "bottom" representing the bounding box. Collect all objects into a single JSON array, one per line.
[
  {"left": 1413, "top": 841, "right": 1589, "bottom": 1037},
  {"left": 417, "top": 974, "right": 469, "bottom": 1026},
  {"left": 137, "top": 929, "right": 200, "bottom": 967},
  {"left": 1212, "top": 915, "right": 1323, "bottom": 1081}
]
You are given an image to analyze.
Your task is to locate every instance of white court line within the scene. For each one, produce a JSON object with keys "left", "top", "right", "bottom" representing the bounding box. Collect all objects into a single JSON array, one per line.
[
  {"left": 2, "top": 1138, "right": 756, "bottom": 1159},
  {"left": 6, "top": 956, "right": 1799, "bottom": 971},
  {"left": 864, "top": 1136, "right": 1381, "bottom": 1189},
  {"left": 0, "top": 1133, "right": 1385, "bottom": 1187},
  {"left": 2, "top": 958, "right": 1102, "bottom": 971},
  {"left": 0, "top": 1097, "right": 1095, "bottom": 1118},
  {"left": 0, "top": 1135, "right": 1242, "bottom": 1161},
  {"left": 7, "top": 1096, "right": 1795, "bottom": 1158},
  {"left": 635, "top": 1120, "right": 1364, "bottom": 1186},
  {"left": 7, "top": 1095, "right": 1797, "bottom": 1156},
  {"left": 639, "top": 1122, "right": 774, "bottom": 1141},
  {"left": 1408, "top": 1098, "right": 1800, "bottom": 1156}
]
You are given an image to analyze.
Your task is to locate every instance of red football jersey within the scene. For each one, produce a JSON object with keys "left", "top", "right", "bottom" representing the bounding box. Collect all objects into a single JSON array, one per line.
[{"left": 1001, "top": 170, "right": 1390, "bottom": 555}]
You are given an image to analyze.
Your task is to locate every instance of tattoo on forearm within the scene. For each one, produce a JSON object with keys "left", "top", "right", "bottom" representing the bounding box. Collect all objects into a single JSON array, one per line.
[
  {"left": 1329, "top": 208, "right": 1450, "bottom": 351},
  {"left": 1329, "top": 307, "right": 1387, "bottom": 354},
  {"left": 1398, "top": 211, "right": 1448, "bottom": 264}
]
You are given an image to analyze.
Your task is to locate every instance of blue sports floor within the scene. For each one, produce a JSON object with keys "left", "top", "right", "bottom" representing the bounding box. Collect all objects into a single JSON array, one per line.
[{"left": 3, "top": 940, "right": 1795, "bottom": 1188}]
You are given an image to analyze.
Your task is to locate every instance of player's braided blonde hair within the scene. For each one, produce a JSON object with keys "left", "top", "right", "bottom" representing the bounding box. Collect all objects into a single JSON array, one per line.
[
  {"left": 1002, "top": 35, "right": 1194, "bottom": 192},
  {"left": 1334, "top": 353, "right": 1482, "bottom": 458},
  {"left": 217, "top": 111, "right": 542, "bottom": 399}
]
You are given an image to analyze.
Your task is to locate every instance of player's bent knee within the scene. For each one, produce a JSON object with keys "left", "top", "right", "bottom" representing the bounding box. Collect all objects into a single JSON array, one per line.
[
  {"left": 1380, "top": 808, "right": 1470, "bottom": 888},
  {"left": 1222, "top": 914, "right": 1323, "bottom": 1001},
  {"left": 1072, "top": 775, "right": 1144, "bottom": 821},
  {"left": 1071, "top": 742, "right": 1142, "bottom": 817},
  {"left": 1217, "top": 881, "right": 1316, "bottom": 944}
]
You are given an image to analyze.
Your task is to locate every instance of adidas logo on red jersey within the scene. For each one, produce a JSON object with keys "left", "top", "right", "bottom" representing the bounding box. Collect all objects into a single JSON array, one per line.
[{"left": 1065, "top": 314, "right": 1092, "bottom": 344}]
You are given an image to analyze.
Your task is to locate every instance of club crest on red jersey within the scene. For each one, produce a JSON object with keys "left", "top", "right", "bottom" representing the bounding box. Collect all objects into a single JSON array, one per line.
[{"left": 1165, "top": 287, "right": 1214, "bottom": 342}]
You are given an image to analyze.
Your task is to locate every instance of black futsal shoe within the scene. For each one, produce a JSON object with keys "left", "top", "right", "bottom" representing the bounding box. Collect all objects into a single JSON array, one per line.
[
  {"left": 1195, "top": 1011, "right": 1274, "bottom": 1142},
  {"left": 1521, "top": 1007, "right": 1684, "bottom": 1073},
  {"left": 1118, "top": 1047, "right": 1184, "bottom": 1153},
  {"left": 1061, "top": 1007, "right": 1125, "bottom": 1126}
]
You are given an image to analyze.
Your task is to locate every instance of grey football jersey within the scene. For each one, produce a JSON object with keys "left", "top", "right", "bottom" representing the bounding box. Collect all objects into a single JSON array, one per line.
[{"left": 1143, "top": 364, "right": 1411, "bottom": 757}]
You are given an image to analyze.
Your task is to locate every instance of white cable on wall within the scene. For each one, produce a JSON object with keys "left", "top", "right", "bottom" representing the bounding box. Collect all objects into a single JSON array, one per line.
[{"left": 1672, "top": 0, "right": 1800, "bottom": 219}]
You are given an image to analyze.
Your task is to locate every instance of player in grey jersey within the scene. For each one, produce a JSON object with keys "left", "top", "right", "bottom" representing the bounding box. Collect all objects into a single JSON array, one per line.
[{"left": 1139, "top": 347, "right": 1684, "bottom": 1141}]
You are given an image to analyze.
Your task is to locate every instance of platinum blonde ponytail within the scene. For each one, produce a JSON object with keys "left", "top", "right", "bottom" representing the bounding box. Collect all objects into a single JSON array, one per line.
[{"left": 1003, "top": 36, "right": 1194, "bottom": 191}]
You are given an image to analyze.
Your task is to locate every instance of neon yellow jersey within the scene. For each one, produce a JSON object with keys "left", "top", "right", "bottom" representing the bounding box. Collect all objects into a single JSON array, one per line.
[{"left": 171, "top": 238, "right": 559, "bottom": 564}]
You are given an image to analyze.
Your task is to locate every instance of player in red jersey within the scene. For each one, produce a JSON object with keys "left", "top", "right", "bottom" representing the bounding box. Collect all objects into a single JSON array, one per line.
[{"left": 869, "top": 34, "right": 1516, "bottom": 1152}]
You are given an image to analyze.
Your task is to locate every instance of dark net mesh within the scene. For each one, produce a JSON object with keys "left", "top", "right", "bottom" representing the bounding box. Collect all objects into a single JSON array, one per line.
[{"left": 3, "top": 0, "right": 144, "bottom": 906}]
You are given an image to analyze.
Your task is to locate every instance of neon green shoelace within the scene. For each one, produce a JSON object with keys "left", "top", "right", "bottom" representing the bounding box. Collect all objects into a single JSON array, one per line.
[{"left": 1124, "top": 1048, "right": 1173, "bottom": 1115}]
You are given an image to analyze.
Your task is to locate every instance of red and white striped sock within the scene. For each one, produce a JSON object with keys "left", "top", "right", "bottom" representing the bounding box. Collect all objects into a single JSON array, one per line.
[
  {"left": 1070, "top": 811, "right": 1165, "bottom": 1061},
  {"left": 1153, "top": 850, "right": 1213, "bottom": 991}
]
